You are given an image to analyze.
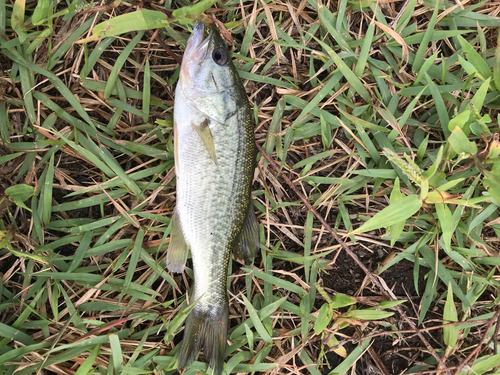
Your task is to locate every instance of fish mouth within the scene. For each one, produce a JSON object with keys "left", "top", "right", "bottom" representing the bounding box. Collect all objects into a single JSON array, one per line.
[{"left": 184, "top": 21, "right": 214, "bottom": 64}]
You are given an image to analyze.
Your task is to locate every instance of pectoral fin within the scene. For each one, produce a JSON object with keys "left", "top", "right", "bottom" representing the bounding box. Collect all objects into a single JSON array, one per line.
[
  {"left": 192, "top": 119, "right": 218, "bottom": 166},
  {"left": 166, "top": 208, "right": 190, "bottom": 273},
  {"left": 233, "top": 204, "right": 259, "bottom": 265}
]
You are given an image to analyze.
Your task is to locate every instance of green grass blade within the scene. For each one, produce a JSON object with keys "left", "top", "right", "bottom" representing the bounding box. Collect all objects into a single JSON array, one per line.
[
  {"left": 328, "top": 338, "right": 372, "bottom": 374},
  {"left": 352, "top": 194, "right": 422, "bottom": 234},
  {"left": 412, "top": 0, "right": 439, "bottom": 72},
  {"left": 124, "top": 228, "right": 144, "bottom": 292},
  {"left": 143, "top": 58, "right": 150, "bottom": 122},
  {"left": 68, "top": 230, "right": 94, "bottom": 273},
  {"left": 74, "top": 344, "right": 101, "bottom": 375},
  {"left": 41, "top": 153, "right": 54, "bottom": 226},
  {"left": 104, "top": 31, "right": 144, "bottom": 99},
  {"left": 109, "top": 333, "right": 123, "bottom": 373},
  {"left": 241, "top": 294, "right": 273, "bottom": 344}
]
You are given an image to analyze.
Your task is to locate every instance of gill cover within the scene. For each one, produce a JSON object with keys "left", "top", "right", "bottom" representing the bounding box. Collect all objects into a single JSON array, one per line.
[{"left": 178, "top": 22, "right": 244, "bottom": 125}]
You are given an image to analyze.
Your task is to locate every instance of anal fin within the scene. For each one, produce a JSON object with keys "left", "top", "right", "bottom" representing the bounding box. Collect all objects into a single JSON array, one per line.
[
  {"left": 167, "top": 208, "right": 189, "bottom": 273},
  {"left": 233, "top": 204, "right": 259, "bottom": 265},
  {"left": 192, "top": 119, "right": 218, "bottom": 166}
]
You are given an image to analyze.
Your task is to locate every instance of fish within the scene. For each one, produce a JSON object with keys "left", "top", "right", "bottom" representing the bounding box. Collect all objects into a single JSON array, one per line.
[{"left": 167, "top": 21, "right": 259, "bottom": 374}]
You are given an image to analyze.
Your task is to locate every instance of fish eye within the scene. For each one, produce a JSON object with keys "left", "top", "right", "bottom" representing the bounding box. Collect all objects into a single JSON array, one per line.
[{"left": 213, "top": 48, "right": 228, "bottom": 66}]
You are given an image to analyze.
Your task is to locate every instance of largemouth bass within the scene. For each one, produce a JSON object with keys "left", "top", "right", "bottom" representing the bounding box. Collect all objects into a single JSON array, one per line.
[{"left": 167, "top": 21, "right": 259, "bottom": 374}]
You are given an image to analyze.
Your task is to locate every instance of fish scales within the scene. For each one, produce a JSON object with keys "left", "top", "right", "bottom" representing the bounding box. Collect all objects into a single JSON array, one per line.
[
  {"left": 167, "top": 21, "right": 258, "bottom": 374},
  {"left": 176, "top": 97, "right": 253, "bottom": 301}
]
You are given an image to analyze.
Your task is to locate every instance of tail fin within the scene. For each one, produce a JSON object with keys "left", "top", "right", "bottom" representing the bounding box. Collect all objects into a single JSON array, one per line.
[{"left": 178, "top": 302, "right": 229, "bottom": 375}]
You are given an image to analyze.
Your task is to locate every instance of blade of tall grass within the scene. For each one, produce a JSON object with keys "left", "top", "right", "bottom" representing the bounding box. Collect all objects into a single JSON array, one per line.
[
  {"left": 104, "top": 31, "right": 145, "bottom": 99},
  {"left": 413, "top": 2, "right": 440, "bottom": 72}
]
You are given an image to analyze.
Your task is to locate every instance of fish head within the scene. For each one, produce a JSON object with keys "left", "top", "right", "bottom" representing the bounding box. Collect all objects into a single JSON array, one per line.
[{"left": 178, "top": 22, "right": 246, "bottom": 124}]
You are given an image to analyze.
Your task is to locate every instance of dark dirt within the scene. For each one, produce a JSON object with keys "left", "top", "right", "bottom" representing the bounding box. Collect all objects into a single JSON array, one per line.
[{"left": 316, "top": 226, "right": 433, "bottom": 375}]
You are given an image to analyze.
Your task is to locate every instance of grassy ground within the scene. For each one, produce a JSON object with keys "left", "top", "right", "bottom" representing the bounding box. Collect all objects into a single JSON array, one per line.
[{"left": 1, "top": 0, "right": 500, "bottom": 374}]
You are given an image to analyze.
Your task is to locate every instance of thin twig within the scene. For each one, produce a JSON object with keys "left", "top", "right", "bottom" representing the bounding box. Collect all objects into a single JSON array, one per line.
[
  {"left": 368, "top": 345, "right": 391, "bottom": 375},
  {"left": 146, "top": 29, "right": 182, "bottom": 65},
  {"left": 135, "top": 28, "right": 160, "bottom": 84}
]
